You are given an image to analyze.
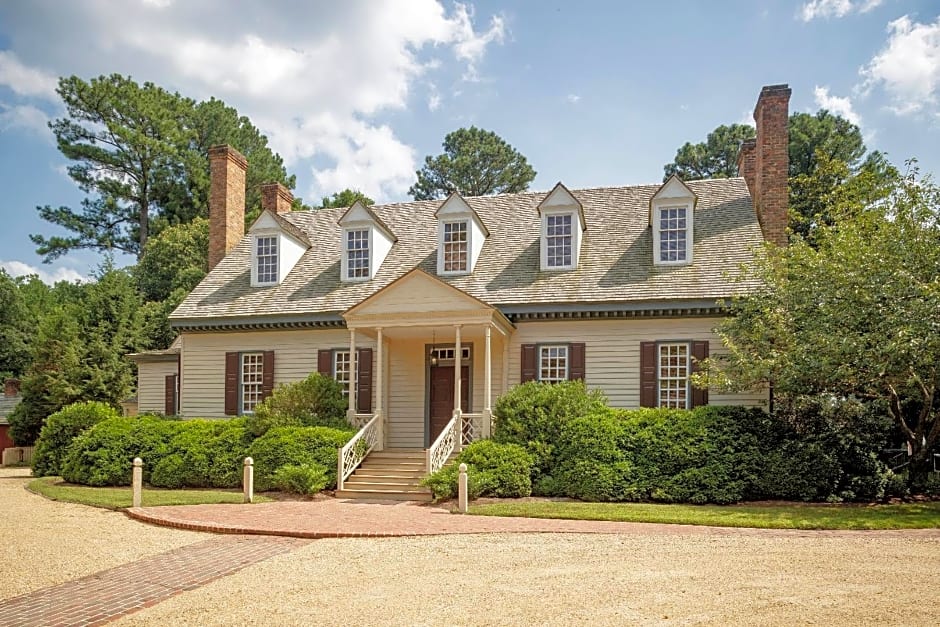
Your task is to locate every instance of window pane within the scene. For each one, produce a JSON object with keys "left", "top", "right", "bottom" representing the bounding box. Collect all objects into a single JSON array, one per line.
[
  {"left": 658, "top": 207, "right": 687, "bottom": 262},
  {"left": 539, "top": 345, "right": 569, "bottom": 382},
  {"left": 256, "top": 236, "right": 278, "bottom": 283},
  {"left": 241, "top": 353, "right": 264, "bottom": 414},
  {"left": 346, "top": 229, "right": 370, "bottom": 279},
  {"left": 546, "top": 214, "right": 573, "bottom": 268},
  {"left": 333, "top": 350, "right": 358, "bottom": 397},
  {"left": 657, "top": 343, "right": 689, "bottom": 408},
  {"left": 443, "top": 221, "right": 469, "bottom": 272}
]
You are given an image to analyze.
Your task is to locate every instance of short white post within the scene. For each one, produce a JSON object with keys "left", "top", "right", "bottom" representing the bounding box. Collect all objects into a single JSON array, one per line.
[
  {"left": 243, "top": 457, "right": 254, "bottom": 503},
  {"left": 132, "top": 457, "right": 143, "bottom": 508},
  {"left": 458, "top": 463, "right": 468, "bottom": 514}
]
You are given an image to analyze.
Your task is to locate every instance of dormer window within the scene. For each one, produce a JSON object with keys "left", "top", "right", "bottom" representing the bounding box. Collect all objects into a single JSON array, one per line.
[
  {"left": 345, "top": 229, "right": 370, "bottom": 280},
  {"left": 650, "top": 175, "right": 697, "bottom": 267},
  {"left": 545, "top": 214, "right": 573, "bottom": 268},
  {"left": 255, "top": 235, "right": 278, "bottom": 284},
  {"left": 538, "top": 182, "right": 585, "bottom": 272},
  {"left": 442, "top": 220, "right": 469, "bottom": 273}
]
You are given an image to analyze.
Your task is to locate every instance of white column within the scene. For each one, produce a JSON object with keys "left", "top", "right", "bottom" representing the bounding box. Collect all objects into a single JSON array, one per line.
[
  {"left": 454, "top": 324, "right": 462, "bottom": 414},
  {"left": 502, "top": 339, "right": 510, "bottom": 395},
  {"left": 376, "top": 328, "right": 384, "bottom": 415},
  {"left": 484, "top": 325, "right": 492, "bottom": 412},
  {"left": 348, "top": 327, "right": 357, "bottom": 421}
]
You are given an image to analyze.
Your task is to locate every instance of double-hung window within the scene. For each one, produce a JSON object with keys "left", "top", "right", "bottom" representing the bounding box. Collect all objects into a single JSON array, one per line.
[
  {"left": 346, "top": 229, "right": 370, "bottom": 280},
  {"left": 545, "top": 214, "right": 573, "bottom": 268},
  {"left": 333, "top": 350, "right": 359, "bottom": 398},
  {"left": 240, "top": 352, "right": 264, "bottom": 414},
  {"left": 658, "top": 206, "right": 688, "bottom": 263},
  {"left": 539, "top": 345, "right": 569, "bottom": 382},
  {"left": 256, "top": 236, "right": 278, "bottom": 284},
  {"left": 658, "top": 343, "right": 689, "bottom": 408},
  {"left": 442, "top": 221, "right": 469, "bottom": 273}
]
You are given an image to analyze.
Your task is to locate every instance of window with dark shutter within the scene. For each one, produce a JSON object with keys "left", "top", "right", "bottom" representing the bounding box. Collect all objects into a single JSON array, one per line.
[
  {"left": 317, "top": 349, "right": 332, "bottom": 376},
  {"left": 691, "top": 340, "right": 709, "bottom": 408},
  {"left": 521, "top": 344, "right": 537, "bottom": 383},
  {"left": 639, "top": 341, "right": 657, "bottom": 408},
  {"left": 224, "top": 352, "right": 239, "bottom": 415},
  {"left": 568, "top": 343, "right": 585, "bottom": 381},
  {"left": 262, "top": 350, "right": 275, "bottom": 400},
  {"left": 357, "top": 348, "right": 373, "bottom": 413}
]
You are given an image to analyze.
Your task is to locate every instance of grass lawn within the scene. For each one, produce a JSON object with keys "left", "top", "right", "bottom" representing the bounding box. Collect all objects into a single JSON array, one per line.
[
  {"left": 28, "top": 476, "right": 271, "bottom": 509},
  {"left": 468, "top": 500, "right": 940, "bottom": 530}
]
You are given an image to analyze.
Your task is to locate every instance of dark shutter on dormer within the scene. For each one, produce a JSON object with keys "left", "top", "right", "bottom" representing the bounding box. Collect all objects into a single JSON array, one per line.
[
  {"left": 224, "top": 352, "right": 239, "bottom": 415},
  {"left": 357, "top": 348, "right": 373, "bottom": 413},
  {"left": 640, "top": 342, "right": 657, "bottom": 408},
  {"left": 521, "top": 344, "right": 537, "bottom": 383},
  {"left": 317, "top": 350, "right": 333, "bottom": 376},
  {"left": 568, "top": 343, "right": 585, "bottom": 381},
  {"left": 262, "top": 351, "right": 275, "bottom": 400},
  {"left": 691, "top": 341, "right": 709, "bottom": 408}
]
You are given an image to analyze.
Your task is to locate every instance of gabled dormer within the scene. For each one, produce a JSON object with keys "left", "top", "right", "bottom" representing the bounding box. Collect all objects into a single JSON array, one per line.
[
  {"left": 247, "top": 210, "right": 311, "bottom": 287},
  {"left": 434, "top": 192, "right": 490, "bottom": 275},
  {"left": 649, "top": 175, "right": 697, "bottom": 266},
  {"left": 338, "top": 200, "right": 397, "bottom": 282},
  {"left": 537, "top": 182, "right": 586, "bottom": 271}
]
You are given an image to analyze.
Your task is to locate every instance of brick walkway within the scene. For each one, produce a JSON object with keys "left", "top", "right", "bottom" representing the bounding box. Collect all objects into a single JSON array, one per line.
[
  {"left": 127, "top": 498, "right": 940, "bottom": 539},
  {"left": 0, "top": 535, "right": 308, "bottom": 627}
]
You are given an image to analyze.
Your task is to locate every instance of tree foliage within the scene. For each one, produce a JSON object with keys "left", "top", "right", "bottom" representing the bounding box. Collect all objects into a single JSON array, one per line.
[
  {"left": 0, "top": 269, "right": 30, "bottom": 379},
  {"left": 663, "top": 124, "right": 756, "bottom": 181},
  {"left": 702, "top": 165, "right": 940, "bottom": 486},
  {"left": 320, "top": 189, "right": 374, "bottom": 209},
  {"left": 32, "top": 75, "right": 294, "bottom": 260},
  {"left": 409, "top": 126, "right": 536, "bottom": 200}
]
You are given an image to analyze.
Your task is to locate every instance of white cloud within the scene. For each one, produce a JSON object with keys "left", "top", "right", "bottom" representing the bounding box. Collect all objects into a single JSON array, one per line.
[
  {"left": 0, "top": 50, "right": 58, "bottom": 99},
  {"left": 813, "top": 85, "right": 862, "bottom": 125},
  {"left": 1, "top": 260, "right": 86, "bottom": 284},
  {"left": 799, "top": 0, "right": 881, "bottom": 22},
  {"left": 0, "top": 1, "right": 506, "bottom": 202},
  {"left": 566, "top": 94, "right": 581, "bottom": 104},
  {"left": 859, "top": 15, "right": 940, "bottom": 116},
  {"left": 0, "top": 102, "right": 50, "bottom": 136},
  {"left": 427, "top": 82, "right": 442, "bottom": 111}
]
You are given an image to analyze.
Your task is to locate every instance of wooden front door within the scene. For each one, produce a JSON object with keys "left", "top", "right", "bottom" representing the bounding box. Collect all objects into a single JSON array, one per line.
[{"left": 428, "top": 365, "right": 469, "bottom": 445}]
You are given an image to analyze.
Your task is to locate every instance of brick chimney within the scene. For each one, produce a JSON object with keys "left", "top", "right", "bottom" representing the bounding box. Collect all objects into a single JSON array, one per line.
[
  {"left": 260, "top": 182, "right": 293, "bottom": 215},
  {"left": 208, "top": 145, "right": 248, "bottom": 271},
  {"left": 4, "top": 378, "right": 20, "bottom": 397},
  {"left": 742, "top": 84, "right": 791, "bottom": 247}
]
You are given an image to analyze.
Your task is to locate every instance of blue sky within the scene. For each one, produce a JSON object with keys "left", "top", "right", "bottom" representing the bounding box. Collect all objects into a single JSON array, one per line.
[{"left": 0, "top": 0, "right": 938, "bottom": 283}]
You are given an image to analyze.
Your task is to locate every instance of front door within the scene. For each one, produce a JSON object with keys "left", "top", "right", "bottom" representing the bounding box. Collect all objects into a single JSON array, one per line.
[{"left": 428, "top": 365, "right": 469, "bottom": 445}]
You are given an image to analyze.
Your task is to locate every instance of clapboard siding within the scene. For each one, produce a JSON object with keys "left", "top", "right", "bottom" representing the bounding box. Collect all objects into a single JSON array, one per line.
[
  {"left": 137, "top": 361, "right": 179, "bottom": 414},
  {"left": 180, "top": 330, "right": 374, "bottom": 418},
  {"left": 507, "top": 318, "right": 766, "bottom": 409}
]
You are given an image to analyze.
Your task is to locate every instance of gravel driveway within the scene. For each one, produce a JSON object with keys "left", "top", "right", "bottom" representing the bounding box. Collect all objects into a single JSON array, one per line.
[{"left": 3, "top": 467, "right": 939, "bottom": 625}]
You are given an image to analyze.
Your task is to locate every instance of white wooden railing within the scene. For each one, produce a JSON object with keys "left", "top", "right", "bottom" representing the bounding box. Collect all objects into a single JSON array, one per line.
[
  {"left": 337, "top": 412, "right": 381, "bottom": 491},
  {"left": 461, "top": 412, "right": 484, "bottom": 445},
  {"left": 427, "top": 410, "right": 461, "bottom": 474}
]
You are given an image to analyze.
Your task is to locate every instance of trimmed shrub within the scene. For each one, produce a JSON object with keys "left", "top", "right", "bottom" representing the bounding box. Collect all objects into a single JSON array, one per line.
[
  {"left": 32, "top": 401, "right": 120, "bottom": 477},
  {"left": 493, "top": 380, "right": 606, "bottom": 482},
  {"left": 422, "top": 440, "right": 533, "bottom": 500},
  {"left": 247, "top": 373, "right": 349, "bottom": 437},
  {"left": 272, "top": 464, "right": 329, "bottom": 495},
  {"left": 147, "top": 419, "right": 253, "bottom": 489},
  {"left": 247, "top": 426, "right": 353, "bottom": 492}
]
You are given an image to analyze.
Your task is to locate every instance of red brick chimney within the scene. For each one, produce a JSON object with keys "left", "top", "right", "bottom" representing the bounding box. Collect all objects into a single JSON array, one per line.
[
  {"left": 4, "top": 378, "right": 20, "bottom": 397},
  {"left": 208, "top": 145, "right": 248, "bottom": 271},
  {"left": 743, "top": 84, "right": 791, "bottom": 247},
  {"left": 260, "top": 182, "right": 293, "bottom": 215}
]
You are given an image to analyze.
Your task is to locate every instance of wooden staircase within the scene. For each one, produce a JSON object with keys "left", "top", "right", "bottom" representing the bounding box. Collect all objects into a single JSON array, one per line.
[{"left": 336, "top": 450, "right": 433, "bottom": 502}]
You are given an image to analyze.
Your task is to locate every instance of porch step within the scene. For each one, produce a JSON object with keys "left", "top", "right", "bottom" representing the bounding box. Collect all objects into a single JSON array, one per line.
[{"left": 338, "top": 448, "right": 433, "bottom": 502}]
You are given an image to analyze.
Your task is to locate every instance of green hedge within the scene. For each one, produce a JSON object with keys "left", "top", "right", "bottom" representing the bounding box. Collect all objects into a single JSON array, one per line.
[
  {"left": 422, "top": 440, "right": 533, "bottom": 500},
  {"left": 247, "top": 373, "right": 349, "bottom": 437},
  {"left": 246, "top": 426, "right": 353, "bottom": 491},
  {"left": 32, "top": 401, "right": 120, "bottom": 477}
]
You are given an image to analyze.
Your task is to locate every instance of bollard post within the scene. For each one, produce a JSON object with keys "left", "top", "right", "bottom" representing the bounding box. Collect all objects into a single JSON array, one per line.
[
  {"left": 458, "top": 463, "right": 468, "bottom": 514},
  {"left": 243, "top": 457, "right": 254, "bottom": 504},
  {"left": 132, "top": 457, "right": 143, "bottom": 508}
]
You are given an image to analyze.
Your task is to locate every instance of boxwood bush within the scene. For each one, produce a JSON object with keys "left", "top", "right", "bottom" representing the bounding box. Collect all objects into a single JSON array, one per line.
[
  {"left": 32, "top": 401, "right": 121, "bottom": 477},
  {"left": 422, "top": 440, "right": 533, "bottom": 500},
  {"left": 247, "top": 373, "right": 349, "bottom": 437},
  {"left": 149, "top": 419, "right": 253, "bottom": 489},
  {"left": 246, "top": 426, "right": 353, "bottom": 491}
]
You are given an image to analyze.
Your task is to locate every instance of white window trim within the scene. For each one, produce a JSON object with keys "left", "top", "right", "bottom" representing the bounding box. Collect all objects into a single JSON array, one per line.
[
  {"left": 437, "top": 218, "right": 471, "bottom": 276},
  {"left": 540, "top": 209, "right": 578, "bottom": 271},
  {"left": 251, "top": 232, "right": 280, "bottom": 287},
  {"left": 538, "top": 344, "right": 569, "bottom": 382},
  {"left": 652, "top": 202, "right": 693, "bottom": 266},
  {"left": 333, "top": 349, "right": 359, "bottom": 398},
  {"left": 341, "top": 226, "right": 372, "bottom": 282},
  {"left": 240, "top": 352, "right": 264, "bottom": 415},
  {"left": 657, "top": 342, "right": 690, "bottom": 409}
]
